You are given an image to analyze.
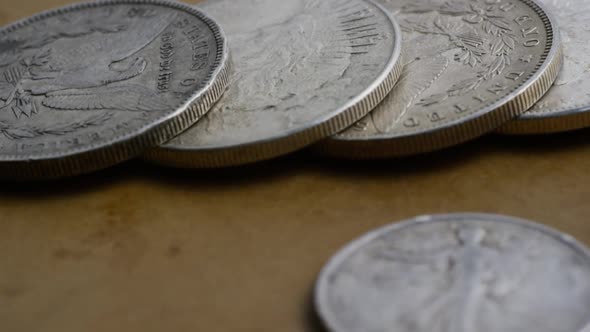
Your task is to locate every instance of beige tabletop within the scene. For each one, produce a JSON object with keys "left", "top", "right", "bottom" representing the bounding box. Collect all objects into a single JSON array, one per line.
[{"left": 1, "top": 1, "right": 590, "bottom": 331}]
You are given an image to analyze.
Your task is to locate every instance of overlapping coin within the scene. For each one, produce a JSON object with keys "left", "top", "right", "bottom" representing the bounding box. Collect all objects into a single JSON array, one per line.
[
  {"left": 316, "top": 0, "right": 562, "bottom": 159},
  {"left": 315, "top": 213, "right": 590, "bottom": 332},
  {"left": 500, "top": 0, "right": 590, "bottom": 134},
  {"left": 0, "top": 0, "right": 230, "bottom": 178},
  {"left": 145, "top": 0, "right": 403, "bottom": 168}
]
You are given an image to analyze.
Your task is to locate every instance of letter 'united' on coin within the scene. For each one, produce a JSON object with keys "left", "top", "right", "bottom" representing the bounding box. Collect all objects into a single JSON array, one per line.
[
  {"left": 0, "top": 0, "right": 230, "bottom": 178},
  {"left": 500, "top": 0, "right": 590, "bottom": 134},
  {"left": 316, "top": 0, "right": 562, "bottom": 158},
  {"left": 145, "top": 0, "right": 403, "bottom": 168},
  {"left": 315, "top": 213, "right": 590, "bottom": 332}
]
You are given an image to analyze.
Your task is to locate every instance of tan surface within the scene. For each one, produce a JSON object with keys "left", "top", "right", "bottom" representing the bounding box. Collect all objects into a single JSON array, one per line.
[{"left": 1, "top": 1, "right": 590, "bottom": 331}]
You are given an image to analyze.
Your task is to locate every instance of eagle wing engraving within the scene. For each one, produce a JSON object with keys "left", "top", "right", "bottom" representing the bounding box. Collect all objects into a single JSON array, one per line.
[
  {"left": 371, "top": 55, "right": 449, "bottom": 133},
  {"left": 23, "top": 11, "right": 176, "bottom": 95},
  {"left": 42, "top": 85, "right": 171, "bottom": 112}
]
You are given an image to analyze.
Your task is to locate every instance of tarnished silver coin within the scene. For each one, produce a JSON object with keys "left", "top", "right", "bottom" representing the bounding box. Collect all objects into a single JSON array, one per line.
[
  {"left": 316, "top": 213, "right": 590, "bottom": 332},
  {"left": 500, "top": 0, "right": 590, "bottom": 134},
  {"left": 145, "top": 0, "right": 403, "bottom": 168},
  {"left": 316, "top": 0, "right": 562, "bottom": 159},
  {"left": 0, "top": 0, "right": 230, "bottom": 178}
]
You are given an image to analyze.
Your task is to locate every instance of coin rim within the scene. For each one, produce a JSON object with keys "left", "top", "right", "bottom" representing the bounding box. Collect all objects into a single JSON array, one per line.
[
  {"left": 0, "top": 0, "right": 230, "bottom": 178},
  {"left": 499, "top": 0, "right": 590, "bottom": 135},
  {"left": 143, "top": 0, "right": 404, "bottom": 168},
  {"left": 498, "top": 104, "right": 590, "bottom": 134},
  {"left": 314, "top": 212, "right": 590, "bottom": 332},
  {"left": 316, "top": 0, "right": 563, "bottom": 158}
]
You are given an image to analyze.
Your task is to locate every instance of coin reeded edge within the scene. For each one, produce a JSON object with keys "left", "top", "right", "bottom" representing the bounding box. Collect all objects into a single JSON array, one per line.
[
  {"left": 498, "top": 103, "right": 590, "bottom": 134},
  {"left": 314, "top": 212, "right": 590, "bottom": 332},
  {"left": 143, "top": 0, "right": 405, "bottom": 169},
  {"left": 0, "top": 0, "right": 231, "bottom": 179},
  {"left": 314, "top": 0, "right": 563, "bottom": 159}
]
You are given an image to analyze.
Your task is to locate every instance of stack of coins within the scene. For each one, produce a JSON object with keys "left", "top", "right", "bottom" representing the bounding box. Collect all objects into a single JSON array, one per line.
[
  {"left": 1, "top": 0, "right": 584, "bottom": 179},
  {"left": 1, "top": 0, "right": 589, "bottom": 329}
]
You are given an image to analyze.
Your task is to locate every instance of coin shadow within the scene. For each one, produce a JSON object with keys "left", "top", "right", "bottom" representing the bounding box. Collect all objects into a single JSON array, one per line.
[
  {"left": 139, "top": 150, "right": 319, "bottom": 188},
  {"left": 310, "top": 126, "right": 590, "bottom": 179},
  {"left": 0, "top": 135, "right": 493, "bottom": 199},
  {"left": 307, "top": 135, "right": 491, "bottom": 179},
  {"left": 489, "top": 127, "right": 590, "bottom": 154},
  {"left": 1, "top": 127, "right": 589, "bottom": 199},
  {"left": 141, "top": 137, "right": 483, "bottom": 189},
  {"left": 0, "top": 160, "right": 145, "bottom": 199},
  {"left": 303, "top": 287, "right": 328, "bottom": 332}
]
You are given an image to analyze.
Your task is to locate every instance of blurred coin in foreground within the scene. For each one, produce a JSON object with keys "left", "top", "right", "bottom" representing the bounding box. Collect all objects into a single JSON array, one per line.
[
  {"left": 145, "top": 0, "right": 403, "bottom": 168},
  {"left": 316, "top": 0, "right": 562, "bottom": 158},
  {"left": 0, "top": 0, "right": 230, "bottom": 178},
  {"left": 316, "top": 213, "right": 590, "bottom": 332}
]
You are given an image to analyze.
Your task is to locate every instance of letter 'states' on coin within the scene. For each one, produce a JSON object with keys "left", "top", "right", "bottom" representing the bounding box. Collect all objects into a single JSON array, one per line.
[
  {"left": 315, "top": 213, "right": 590, "bottom": 332},
  {"left": 316, "top": 0, "right": 562, "bottom": 158},
  {"left": 500, "top": 0, "right": 590, "bottom": 134},
  {"left": 145, "top": 0, "right": 403, "bottom": 168},
  {"left": 0, "top": 0, "right": 230, "bottom": 178}
]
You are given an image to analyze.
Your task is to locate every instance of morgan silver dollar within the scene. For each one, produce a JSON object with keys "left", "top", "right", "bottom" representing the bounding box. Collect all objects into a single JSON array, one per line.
[
  {"left": 145, "top": 0, "right": 403, "bottom": 168},
  {"left": 0, "top": 0, "right": 230, "bottom": 178},
  {"left": 316, "top": 0, "right": 562, "bottom": 158},
  {"left": 315, "top": 213, "right": 590, "bottom": 332},
  {"left": 501, "top": 0, "right": 590, "bottom": 134}
]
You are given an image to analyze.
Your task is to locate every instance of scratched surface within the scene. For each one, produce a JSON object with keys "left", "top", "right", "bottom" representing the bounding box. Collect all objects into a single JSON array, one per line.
[
  {"left": 1, "top": 1, "right": 590, "bottom": 332},
  {"left": 0, "top": 0, "right": 227, "bottom": 177}
]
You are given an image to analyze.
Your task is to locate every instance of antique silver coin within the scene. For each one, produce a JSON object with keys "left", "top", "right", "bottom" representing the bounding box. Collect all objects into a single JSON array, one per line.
[
  {"left": 145, "top": 0, "right": 403, "bottom": 168},
  {"left": 500, "top": 0, "right": 590, "bottom": 134},
  {"left": 316, "top": 0, "right": 562, "bottom": 158},
  {"left": 315, "top": 213, "right": 590, "bottom": 332},
  {"left": 0, "top": 0, "right": 230, "bottom": 178}
]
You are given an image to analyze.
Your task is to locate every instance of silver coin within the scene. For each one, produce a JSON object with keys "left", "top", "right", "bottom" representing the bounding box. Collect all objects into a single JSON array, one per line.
[
  {"left": 0, "top": 0, "right": 230, "bottom": 178},
  {"left": 500, "top": 0, "right": 590, "bottom": 134},
  {"left": 315, "top": 0, "right": 562, "bottom": 158},
  {"left": 144, "top": 0, "right": 403, "bottom": 168},
  {"left": 316, "top": 213, "right": 590, "bottom": 332}
]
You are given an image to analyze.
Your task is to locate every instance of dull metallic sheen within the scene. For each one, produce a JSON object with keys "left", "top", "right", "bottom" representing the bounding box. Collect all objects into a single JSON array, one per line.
[
  {"left": 315, "top": 213, "right": 590, "bottom": 332},
  {"left": 0, "top": 0, "right": 230, "bottom": 178},
  {"left": 500, "top": 0, "right": 590, "bottom": 134},
  {"left": 317, "top": 0, "right": 562, "bottom": 158},
  {"left": 146, "top": 0, "right": 403, "bottom": 168}
]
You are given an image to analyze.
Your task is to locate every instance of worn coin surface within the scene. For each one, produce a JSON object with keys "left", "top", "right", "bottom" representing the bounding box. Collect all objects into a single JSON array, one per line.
[
  {"left": 145, "top": 0, "right": 403, "bottom": 168},
  {"left": 316, "top": 0, "right": 562, "bottom": 158},
  {"left": 0, "top": 0, "right": 229, "bottom": 178},
  {"left": 500, "top": 0, "right": 590, "bottom": 134},
  {"left": 315, "top": 213, "right": 590, "bottom": 332}
]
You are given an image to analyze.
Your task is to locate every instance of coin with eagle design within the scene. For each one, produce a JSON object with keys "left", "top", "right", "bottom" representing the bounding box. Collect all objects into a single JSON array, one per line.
[
  {"left": 315, "top": 0, "right": 562, "bottom": 158},
  {"left": 0, "top": 0, "right": 230, "bottom": 178}
]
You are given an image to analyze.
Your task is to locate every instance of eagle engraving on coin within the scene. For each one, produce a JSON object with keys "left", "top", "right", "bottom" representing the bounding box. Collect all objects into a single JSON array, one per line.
[
  {"left": 0, "top": 8, "right": 172, "bottom": 123},
  {"left": 316, "top": 214, "right": 590, "bottom": 332},
  {"left": 500, "top": 0, "right": 590, "bottom": 133},
  {"left": 148, "top": 0, "right": 402, "bottom": 168},
  {"left": 0, "top": 1, "right": 229, "bottom": 177},
  {"left": 319, "top": 0, "right": 561, "bottom": 158}
]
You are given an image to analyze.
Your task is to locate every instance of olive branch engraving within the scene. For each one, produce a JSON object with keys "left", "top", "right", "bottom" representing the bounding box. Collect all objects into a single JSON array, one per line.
[
  {"left": 402, "top": 1, "right": 516, "bottom": 106},
  {"left": 0, "top": 112, "right": 113, "bottom": 140},
  {"left": 402, "top": 18, "right": 487, "bottom": 68}
]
